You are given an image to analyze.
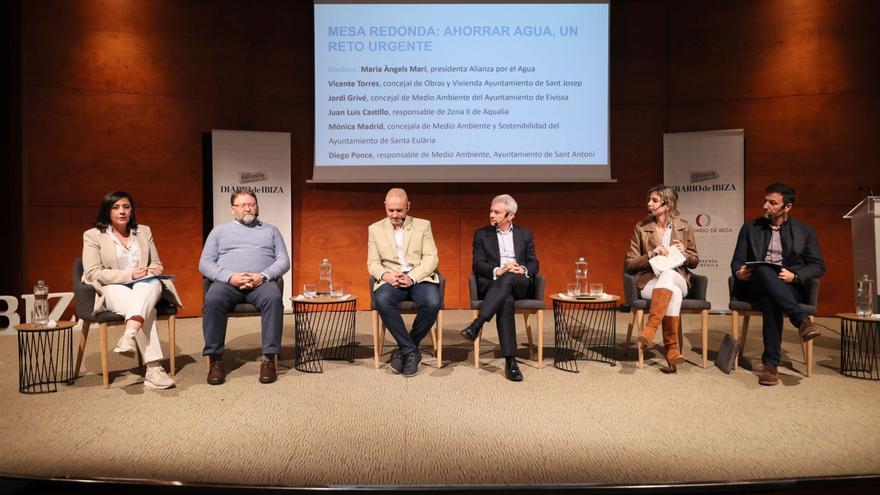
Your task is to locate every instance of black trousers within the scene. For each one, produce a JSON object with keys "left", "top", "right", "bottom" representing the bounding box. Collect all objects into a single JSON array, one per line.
[
  {"left": 478, "top": 272, "right": 530, "bottom": 357},
  {"left": 737, "top": 265, "right": 808, "bottom": 366}
]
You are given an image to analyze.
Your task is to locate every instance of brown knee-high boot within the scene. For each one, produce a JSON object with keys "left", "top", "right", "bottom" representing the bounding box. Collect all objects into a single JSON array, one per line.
[
  {"left": 662, "top": 316, "right": 685, "bottom": 372},
  {"left": 638, "top": 288, "right": 673, "bottom": 348}
]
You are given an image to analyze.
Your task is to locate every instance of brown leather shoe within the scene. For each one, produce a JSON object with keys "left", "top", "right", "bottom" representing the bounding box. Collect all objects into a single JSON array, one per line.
[
  {"left": 758, "top": 363, "right": 779, "bottom": 386},
  {"left": 798, "top": 318, "right": 820, "bottom": 342},
  {"left": 259, "top": 358, "right": 277, "bottom": 384},
  {"left": 207, "top": 360, "right": 226, "bottom": 385}
]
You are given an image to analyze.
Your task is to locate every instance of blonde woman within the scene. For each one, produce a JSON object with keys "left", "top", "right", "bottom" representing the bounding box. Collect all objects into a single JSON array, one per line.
[{"left": 624, "top": 185, "right": 699, "bottom": 372}]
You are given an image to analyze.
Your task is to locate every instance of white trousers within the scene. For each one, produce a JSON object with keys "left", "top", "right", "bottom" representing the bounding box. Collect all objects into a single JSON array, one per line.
[
  {"left": 102, "top": 280, "right": 164, "bottom": 363},
  {"left": 640, "top": 270, "right": 688, "bottom": 317}
]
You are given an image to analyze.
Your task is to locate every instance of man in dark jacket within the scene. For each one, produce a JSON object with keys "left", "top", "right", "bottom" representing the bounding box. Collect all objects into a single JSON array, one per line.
[
  {"left": 731, "top": 183, "right": 824, "bottom": 386},
  {"left": 460, "top": 194, "right": 539, "bottom": 382}
]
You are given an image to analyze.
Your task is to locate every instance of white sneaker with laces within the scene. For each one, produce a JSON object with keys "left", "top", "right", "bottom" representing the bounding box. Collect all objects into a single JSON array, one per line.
[
  {"left": 113, "top": 334, "right": 137, "bottom": 355},
  {"left": 144, "top": 367, "right": 175, "bottom": 389}
]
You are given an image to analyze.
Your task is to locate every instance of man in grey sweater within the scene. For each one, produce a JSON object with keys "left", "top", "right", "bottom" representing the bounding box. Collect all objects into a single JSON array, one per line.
[{"left": 200, "top": 188, "right": 290, "bottom": 385}]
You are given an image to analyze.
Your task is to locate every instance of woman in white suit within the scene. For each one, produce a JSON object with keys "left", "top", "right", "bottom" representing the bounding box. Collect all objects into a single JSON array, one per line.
[{"left": 82, "top": 191, "right": 182, "bottom": 389}]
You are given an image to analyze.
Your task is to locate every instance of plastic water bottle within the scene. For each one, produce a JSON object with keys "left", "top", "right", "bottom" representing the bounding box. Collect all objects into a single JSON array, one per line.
[
  {"left": 856, "top": 274, "right": 874, "bottom": 316},
  {"left": 33, "top": 280, "right": 49, "bottom": 327},
  {"left": 575, "top": 257, "right": 588, "bottom": 295},
  {"left": 318, "top": 258, "right": 333, "bottom": 296}
]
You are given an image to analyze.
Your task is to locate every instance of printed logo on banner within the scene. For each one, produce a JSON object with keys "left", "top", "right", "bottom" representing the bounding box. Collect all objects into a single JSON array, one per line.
[
  {"left": 690, "top": 170, "right": 719, "bottom": 182},
  {"left": 695, "top": 214, "right": 711, "bottom": 227},
  {"left": 240, "top": 171, "right": 268, "bottom": 183}
]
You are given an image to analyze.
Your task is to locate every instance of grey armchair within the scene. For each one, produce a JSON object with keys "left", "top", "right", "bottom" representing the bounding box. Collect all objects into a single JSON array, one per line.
[
  {"left": 622, "top": 272, "right": 711, "bottom": 369},
  {"left": 467, "top": 273, "right": 546, "bottom": 369},
  {"left": 369, "top": 273, "right": 446, "bottom": 369},
  {"left": 73, "top": 257, "right": 178, "bottom": 388},
  {"left": 728, "top": 275, "right": 820, "bottom": 376}
]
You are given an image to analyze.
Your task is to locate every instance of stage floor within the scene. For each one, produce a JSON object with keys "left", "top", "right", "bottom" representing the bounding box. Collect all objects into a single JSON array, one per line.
[{"left": 1, "top": 311, "right": 878, "bottom": 488}]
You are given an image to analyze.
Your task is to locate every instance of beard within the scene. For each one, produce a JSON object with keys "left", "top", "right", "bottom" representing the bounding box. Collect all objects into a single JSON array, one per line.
[{"left": 237, "top": 212, "right": 258, "bottom": 225}]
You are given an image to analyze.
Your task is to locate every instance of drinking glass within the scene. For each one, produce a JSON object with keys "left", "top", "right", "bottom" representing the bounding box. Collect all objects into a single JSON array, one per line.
[
  {"left": 331, "top": 285, "right": 344, "bottom": 298},
  {"left": 589, "top": 283, "right": 604, "bottom": 296},
  {"left": 566, "top": 283, "right": 578, "bottom": 297},
  {"left": 303, "top": 284, "right": 317, "bottom": 298}
]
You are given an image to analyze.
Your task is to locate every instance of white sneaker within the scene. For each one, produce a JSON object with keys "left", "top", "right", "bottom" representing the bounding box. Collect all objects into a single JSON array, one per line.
[
  {"left": 113, "top": 334, "right": 137, "bottom": 356},
  {"left": 144, "top": 366, "right": 175, "bottom": 389}
]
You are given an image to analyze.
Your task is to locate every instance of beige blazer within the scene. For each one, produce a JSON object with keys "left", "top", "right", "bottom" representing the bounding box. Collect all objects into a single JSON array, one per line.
[
  {"left": 624, "top": 217, "right": 700, "bottom": 290},
  {"left": 82, "top": 225, "right": 183, "bottom": 314},
  {"left": 367, "top": 216, "right": 439, "bottom": 291}
]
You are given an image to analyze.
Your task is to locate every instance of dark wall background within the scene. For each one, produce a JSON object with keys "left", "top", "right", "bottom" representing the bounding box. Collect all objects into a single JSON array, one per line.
[{"left": 11, "top": 0, "right": 880, "bottom": 317}]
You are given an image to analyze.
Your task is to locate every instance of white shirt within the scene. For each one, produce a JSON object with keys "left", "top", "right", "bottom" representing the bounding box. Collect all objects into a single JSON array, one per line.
[
  {"left": 110, "top": 230, "right": 141, "bottom": 271},
  {"left": 493, "top": 225, "right": 528, "bottom": 279},
  {"left": 662, "top": 224, "right": 672, "bottom": 247},
  {"left": 394, "top": 226, "right": 413, "bottom": 273}
]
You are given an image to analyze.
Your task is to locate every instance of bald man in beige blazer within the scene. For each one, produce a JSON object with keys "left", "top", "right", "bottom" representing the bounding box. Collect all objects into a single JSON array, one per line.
[{"left": 368, "top": 188, "right": 440, "bottom": 377}]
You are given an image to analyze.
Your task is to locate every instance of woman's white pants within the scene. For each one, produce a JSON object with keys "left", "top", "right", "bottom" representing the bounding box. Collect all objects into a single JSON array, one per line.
[{"left": 102, "top": 280, "right": 164, "bottom": 362}]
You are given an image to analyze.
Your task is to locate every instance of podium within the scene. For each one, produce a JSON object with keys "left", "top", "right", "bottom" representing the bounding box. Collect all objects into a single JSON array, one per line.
[{"left": 844, "top": 197, "right": 880, "bottom": 309}]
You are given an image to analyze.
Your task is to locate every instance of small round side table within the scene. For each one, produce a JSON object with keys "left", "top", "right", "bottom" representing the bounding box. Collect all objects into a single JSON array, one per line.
[{"left": 15, "top": 321, "right": 77, "bottom": 393}]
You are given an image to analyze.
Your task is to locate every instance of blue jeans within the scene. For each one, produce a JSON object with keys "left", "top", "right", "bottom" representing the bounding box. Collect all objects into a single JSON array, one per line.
[{"left": 374, "top": 282, "right": 441, "bottom": 355}]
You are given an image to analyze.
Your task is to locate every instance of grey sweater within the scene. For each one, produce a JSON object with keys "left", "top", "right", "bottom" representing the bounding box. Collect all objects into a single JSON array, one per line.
[{"left": 199, "top": 220, "right": 290, "bottom": 283}]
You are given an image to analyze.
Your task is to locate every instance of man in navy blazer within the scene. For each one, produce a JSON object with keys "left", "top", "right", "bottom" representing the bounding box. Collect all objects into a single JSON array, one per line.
[
  {"left": 731, "top": 182, "right": 824, "bottom": 386},
  {"left": 460, "top": 194, "right": 539, "bottom": 381}
]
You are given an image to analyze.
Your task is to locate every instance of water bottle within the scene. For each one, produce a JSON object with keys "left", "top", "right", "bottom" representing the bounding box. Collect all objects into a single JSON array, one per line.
[
  {"left": 856, "top": 274, "right": 874, "bottom": 317},
  {"left": 575, "top": 257, "right": 588, "bottom": 295},
  {"left": 318, "top": 258, "right": 333, "bottom": 296},
  {"left": 33, "top": 280, "right": 49, "bottom": 327}
]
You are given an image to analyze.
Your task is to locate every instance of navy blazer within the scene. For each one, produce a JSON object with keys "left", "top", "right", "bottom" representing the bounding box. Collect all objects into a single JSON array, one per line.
[
  {"left": 730, "top": 216, "right": 825, "bottom": 283},
  {"left": 472, "top": 224, "right": 539, "bottom": 298}
]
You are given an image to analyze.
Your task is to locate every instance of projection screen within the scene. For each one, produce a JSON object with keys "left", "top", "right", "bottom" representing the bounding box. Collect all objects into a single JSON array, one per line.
[{"left": 313, "top": 1, "right": 611, "bottom": 182}]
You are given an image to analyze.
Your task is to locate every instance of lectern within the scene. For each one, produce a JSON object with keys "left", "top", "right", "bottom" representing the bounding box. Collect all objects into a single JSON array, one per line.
[{"left": 844, "top": 197, "right": 880, "bottom": 309}]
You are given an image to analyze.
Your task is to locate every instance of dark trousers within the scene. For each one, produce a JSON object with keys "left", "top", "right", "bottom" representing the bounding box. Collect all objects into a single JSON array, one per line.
[
  {"left": 202, "top": 281, "right": 284, "bottom": 356},
  {"left": 374, "top": 282, "right": 441, "bottom": 355},
  {"left": 478, "top": 272, "right": 530, "bottom": 357},
  {"left": 739, "top": 265, "right": 807, "bottom": 366}
]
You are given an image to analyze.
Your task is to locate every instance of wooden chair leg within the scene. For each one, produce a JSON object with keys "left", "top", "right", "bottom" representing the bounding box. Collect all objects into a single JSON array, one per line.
[
  {"left": 731, "top": 310, "right": 739, "bottom": 370},
  {"left": 523, "top": 313, "right": 534, "bottom": 361},
  {"left": 168, "top": 315, "right": 177, "bottom": 375},
  {"left": 804, "top": 315, "right": 815, "bottom": 377},
  {"left": 740, "top": 314, "right": 752, "bottom": 357},
  {"left": 806, "top": 340, "right": 813, "bottom": 377},
  {"left": 537, "top": 309, "right": 544, "bottom": 369},
  {"left": 701, "top": 309, "right": 709, "bottom": 369},
  {"left": 625, "top": 312, "right": 635, "bottom": 346},
  {"left": 635, "top": 310, "right": 645, "bottom": 369},
  {"left": 100, "top": 323, "right": 110, "bottom": 389},
  {"left": 205, "top": 356, "right": 210, "bottom": 371},
  {"left": 472, "top": 310, "right": 480, "bottom": 369},
  {"left": 371, "top": 310, "right": 381, "bottom": 369},
  {"left": 74, "top": 321, "right": 91, "bottom": 379},
  {"left": 379, "top": 325, "right": 387, "bottom": 363},
  {"left": 436, "top": 310, "right": 443, "bottom": 368}
]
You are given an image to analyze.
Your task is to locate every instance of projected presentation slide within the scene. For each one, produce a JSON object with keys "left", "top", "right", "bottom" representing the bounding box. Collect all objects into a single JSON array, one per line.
[{"left": 314, "top": 2, "right": 610, "bottom": 182}]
